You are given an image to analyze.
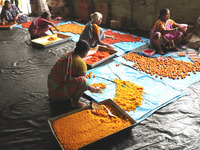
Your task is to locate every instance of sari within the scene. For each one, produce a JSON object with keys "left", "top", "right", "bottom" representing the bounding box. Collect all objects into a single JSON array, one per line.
[
  {"left": 80, "top": 21, "right": 106, "bottom": 47},
  {"left": 28, "top": 17, "right": 50, "bottom": 39},
  {"left": 1, "top": 4, "right": 28, "bottom": 24},
  {"left": 48, "top": 52, "right": 89, "bottom": 102},
  {"left": 150, "top": 19, "right": 182, "bottom": 48}
]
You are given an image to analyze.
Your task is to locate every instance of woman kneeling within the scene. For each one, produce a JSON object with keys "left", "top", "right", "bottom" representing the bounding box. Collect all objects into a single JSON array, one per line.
[{"left": 48, "top": 40, "right": 99, "bottom": 108}]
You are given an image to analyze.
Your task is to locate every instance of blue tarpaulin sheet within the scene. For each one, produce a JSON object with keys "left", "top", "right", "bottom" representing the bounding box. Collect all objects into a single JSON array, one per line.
[
  {"left": 16, "top": 20, "right": 149, "bottom": 55},
  {"left": 114, "top": 50, "right": 200, "bottom": 90},
  {"left": 84, "top": 61, "right": 186, "bottom": 123}
]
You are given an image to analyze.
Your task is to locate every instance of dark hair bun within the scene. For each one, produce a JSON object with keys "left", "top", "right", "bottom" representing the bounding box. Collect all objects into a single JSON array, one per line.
[{"left": 75, "top": 40, "right": 90, "bottom": 54}]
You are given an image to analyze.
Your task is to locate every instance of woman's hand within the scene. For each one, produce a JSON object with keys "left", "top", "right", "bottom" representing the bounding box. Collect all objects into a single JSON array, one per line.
[
  {"left": 111, "top": 36, "right": 116, "bottom": 40},
  {"left": 89, "top": 86, "right": 100, "bottom": 93},
  {"left": 54, "top": 27, "right": 59, "bottom": 31},
  {"left": 14, "top": 16, "right": 18, "bottom": 21},
  {"left": 106, "top": 44, "right": 111, "bottom": 48},
  {"left": 1, "top": 21, "right": 5, "bottom": 26}
]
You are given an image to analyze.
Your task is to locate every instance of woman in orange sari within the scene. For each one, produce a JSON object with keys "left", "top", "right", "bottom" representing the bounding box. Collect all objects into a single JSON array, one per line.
[
  {"left": 150, "top": 8, "right": 186, "bottom": 55},
  {"left": 48, "top": 40, "right": 99, "bottom": 108}
]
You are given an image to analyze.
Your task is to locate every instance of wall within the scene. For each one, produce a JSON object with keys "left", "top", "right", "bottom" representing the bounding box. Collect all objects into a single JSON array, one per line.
[{"left": 72, "top": 0, "right": 200, "bottom": 31}]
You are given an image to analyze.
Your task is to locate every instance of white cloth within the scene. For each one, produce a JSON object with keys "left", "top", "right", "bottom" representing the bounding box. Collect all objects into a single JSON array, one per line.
[
  {"left": 37, "top": 0, "right": 50, "bottom": 15},
  {"left": 47, "top": 0, "right": 65, "bottom": 8}
]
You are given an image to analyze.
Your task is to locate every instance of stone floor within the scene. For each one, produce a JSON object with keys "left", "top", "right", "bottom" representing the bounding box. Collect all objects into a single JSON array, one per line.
[{"left": 0, "top": 27, "right": 200, "bottom": 150}]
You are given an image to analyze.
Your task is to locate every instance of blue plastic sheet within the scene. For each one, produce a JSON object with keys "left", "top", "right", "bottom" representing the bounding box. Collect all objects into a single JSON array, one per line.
[
  {"left": 16, "top": 20, "right": 140, "bottom": 56},
  {"left": 114, "top": 51, "right": 200, "bottom": 90},
  {"left": 15, "top": 24, "right": 26, "bottom": 29},
  {"left": 84, "top": 61, "right": 186, "bottom": 123},
  {"left": 103, "top": 29, "right": 150, "bottom": 52},
  {"left": 113, "top": 38, "right": 149, "bottom": 52}
]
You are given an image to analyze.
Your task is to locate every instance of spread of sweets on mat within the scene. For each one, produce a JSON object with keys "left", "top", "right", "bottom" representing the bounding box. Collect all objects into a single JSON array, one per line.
[
  {"left": 52, "top": 23, "right": 85, "bottom": 34},
  {"left": 123, "top": 53, "right": 200, "bottom": 80},
  {"left": 22, "top": 20, "right": 60, "bottom": 28},
  {"left": 103, "top": 30, "right": 149, "bottom": 44}
]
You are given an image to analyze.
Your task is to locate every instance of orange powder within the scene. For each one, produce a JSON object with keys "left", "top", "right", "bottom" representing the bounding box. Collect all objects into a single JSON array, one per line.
[
  {"left": 43, "top": 41, "right": 52, "bottom": 45},
  {"left": 52, "top": 23, "right": 85, "bottom": 34},
  {"left": 113, "top": 78, "right": 144, "bottom": 112},
  {"left": 85, "top": 50, "right": 110, "bottom": 65},
  {"left": 53, "top": 105, "right": 131, "bottom": 150},
  {"left": 48, "top": 37, "right": 57, "bottom": 41}
]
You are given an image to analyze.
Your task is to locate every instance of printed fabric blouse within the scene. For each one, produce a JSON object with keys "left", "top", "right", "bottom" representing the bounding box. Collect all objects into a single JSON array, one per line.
[{"left": 153, "top": 19, "right": 177, "bottom": 32}]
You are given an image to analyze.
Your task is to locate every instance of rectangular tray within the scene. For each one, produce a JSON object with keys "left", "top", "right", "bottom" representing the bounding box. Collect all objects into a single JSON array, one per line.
[
  {"left": 31, "top": 33, "right": 71, "bottom": 48},
  {"left": 84, "top": 46, "right": 118, "bottom": 68},
  {"left": 0, "top": 23, "right": 17, "bottom": 29},
  {"left": 48, "top": 99, "right": 136, "bottom": 150}
]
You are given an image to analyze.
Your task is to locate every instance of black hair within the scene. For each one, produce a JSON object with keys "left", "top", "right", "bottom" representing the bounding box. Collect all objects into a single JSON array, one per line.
[
  {"left": 41, "top": 12, "right": 50, "bottom": 19},
  {"left": 74, "top": 40, "right": 90, "bottom": 55},
  {"left": 4, "top": 0, "right": 10, "bottom": 5},
  {"left": 4, "top": 0, "right": 11, "bottom": 9},
  {"left": 158, "top": 8, "right": 170, "bottom": 19}
]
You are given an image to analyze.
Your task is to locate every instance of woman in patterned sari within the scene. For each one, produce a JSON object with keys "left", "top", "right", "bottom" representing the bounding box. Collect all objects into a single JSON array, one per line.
[
  {"left": 150, "top": 8, "right": 186, "bottom": 55},
  {"left": 80, "top": 12, "right": 114, "bottom": 48},
  {"left": 48, "top": 40, "right": 100, "bottom": 108},
  {"left": 0, "top": 1, "right": 28, "bottom": 25}
]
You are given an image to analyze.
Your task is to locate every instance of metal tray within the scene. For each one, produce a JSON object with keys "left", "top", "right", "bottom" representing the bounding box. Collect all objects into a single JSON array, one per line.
[
  {"left": 84, "top": 46, "right": 118, "bottom": 68},
  {"left": 31, "top": 33, "right": 71, "bottom": 48},
  {"left": 0, "top": 23, "right": 17, "bottom": 29},
  {"left": 48, "top": 99, "right": 136, "bottom": 150}
]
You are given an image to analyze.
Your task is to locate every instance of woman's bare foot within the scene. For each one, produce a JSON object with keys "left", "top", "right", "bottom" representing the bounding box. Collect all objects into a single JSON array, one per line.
[
  {"left": 156, "top": 49, "right": 165, "bottom": 55},
  {"left": 71, "top": 100, "right": 89, "bottom": 108},
  {"left": 88, "top": 86, "right": 101, "bottom": 93}
]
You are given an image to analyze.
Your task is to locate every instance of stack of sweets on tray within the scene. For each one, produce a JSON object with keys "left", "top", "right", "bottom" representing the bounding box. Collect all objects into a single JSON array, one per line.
[
  {"left": 188, "top": 51, "right": 200, "bottom": 62},
  {"left": 177, "top": 52, "right": 186, "bottom": 57}
]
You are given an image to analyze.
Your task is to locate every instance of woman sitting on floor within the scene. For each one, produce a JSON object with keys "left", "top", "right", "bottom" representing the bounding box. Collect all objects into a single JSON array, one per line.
[
  {"left": 80, "top": 12, "right": 115, "bottom": 48},
  {"left": 0, "top": 0, "right": 28, "bottom": 25},
  {"left": 48, "top": 40, "right": 100, "bottom": 108},
  {"left": 186, "top": 16, "right": 200, "bottom": 49},
  {"left": 150, "top": 8, "right": 186, "bottom": 55},
  {"left": 28, "top": 12, "right": 59, "bottom": 39}
]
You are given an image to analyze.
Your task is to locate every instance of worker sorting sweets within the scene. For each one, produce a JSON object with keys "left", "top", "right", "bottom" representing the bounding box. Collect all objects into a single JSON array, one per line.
[
  {"left": 28, "top": 12, "right": 59, "bottom": 39},
  {"left": 80, "top": 12, "right": 115, "bottom": 48},
  {"left": 48, "top": 40, "right": 100, "bottom": 108},
  {"left": 0, "top": 0, "right": 28, "bottom": 25}
]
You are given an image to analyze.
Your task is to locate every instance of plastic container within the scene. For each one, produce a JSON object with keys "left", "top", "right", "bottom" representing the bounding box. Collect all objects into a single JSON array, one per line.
[
  {"left": 180, "top": 24, "right": 188, "bottom": 32},
  {"left": 142, "top": 49, "right": 155, "bottom": 57}
]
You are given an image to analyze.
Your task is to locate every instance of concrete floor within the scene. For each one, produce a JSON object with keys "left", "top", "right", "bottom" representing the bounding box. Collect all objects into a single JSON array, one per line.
[{"left": 0, "top": 27, "right": 200, "bottom": 150}]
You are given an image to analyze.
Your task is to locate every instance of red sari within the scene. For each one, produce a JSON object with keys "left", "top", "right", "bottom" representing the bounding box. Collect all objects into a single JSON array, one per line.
[{"left": 28, "top": 17, "right": 50, "bottom": 39}]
